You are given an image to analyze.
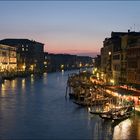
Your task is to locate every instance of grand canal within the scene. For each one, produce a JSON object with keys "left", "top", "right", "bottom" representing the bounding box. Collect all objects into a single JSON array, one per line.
[{"left": 0, "top": 70, "right": 140, "bottom": 140}]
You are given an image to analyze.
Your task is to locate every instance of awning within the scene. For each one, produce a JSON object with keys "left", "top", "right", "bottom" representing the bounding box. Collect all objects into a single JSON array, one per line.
[{"left": 106, "top": 86, "right": 140, "bottom": 96}]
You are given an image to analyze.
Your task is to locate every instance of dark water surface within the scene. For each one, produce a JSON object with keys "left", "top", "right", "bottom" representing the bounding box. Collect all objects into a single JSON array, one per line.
[{"left": 0, "top": 70, "right": 140, "bottom": 140}]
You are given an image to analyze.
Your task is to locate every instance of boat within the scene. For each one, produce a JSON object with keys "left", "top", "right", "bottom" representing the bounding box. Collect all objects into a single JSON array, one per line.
[
  {"left": 73, "top": 97, "right": 109, "bottom": 107},
  {"left": 111, "top": 109, "right": 133, "bottom": 127},
  {"left": 69, "top": 93, "right": 77, "bottom": 99},
  {"left": 111, "top": 114, "right": 130, "bottom": 127},
  {"left": 73, "top": 100, "right": 91, "bottom": 106},
  {"left": 99, "top": 113, "right": 112, "bottom": 120},
  {"left": 89, "top": 98, "right": 113, "bottom": 115},
  {"left": 99, "top": 108, "right": 117, "bottom": 119},
  {"left": 112, "top": 105, "right": 133, "bottom": 120},
  {"left": 89, "top": 108, "right": 111, "bottom": 115},
  {"left": 99, "top": 105, "right": 133, "bottom": 122}
]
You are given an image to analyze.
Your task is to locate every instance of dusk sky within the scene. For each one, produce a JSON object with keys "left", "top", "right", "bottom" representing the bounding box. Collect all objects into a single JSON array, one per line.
[{"left": 0, "top": 1, "right": 140, "bottom": 57}]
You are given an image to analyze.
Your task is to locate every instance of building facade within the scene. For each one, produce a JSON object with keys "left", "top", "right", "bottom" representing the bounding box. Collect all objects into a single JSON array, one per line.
[
  {"left": 101, "top": 38, "right": 113, "bottom": 84},
  {"left": 0, "top": 39, "right": 44, "bottom": 72},
  {"left": 0, "top": 44, "right": 17, "bottom": 72},
  {"left": 126, "top": 35, "right": 140, "bottom": 85},
  {"left": 94, "top": 55, "right": 101, "bottom": 70},
  {"left": 44, "top": 53, "right": 93, "bottom": 72},
  {"left": 100, "top": 31, "right": 140, "bottom": 86}
]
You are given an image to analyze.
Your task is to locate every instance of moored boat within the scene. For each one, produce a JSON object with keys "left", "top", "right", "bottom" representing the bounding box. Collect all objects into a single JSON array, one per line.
[{"left": 99, "top": 105, "right": 134, "bottom": 122}]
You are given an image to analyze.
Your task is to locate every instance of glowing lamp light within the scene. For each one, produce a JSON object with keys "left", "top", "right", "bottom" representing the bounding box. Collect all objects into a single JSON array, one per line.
[
  {"left": 92, "top": 68, "right": 97, "bottom": 74},
  {"left": 79, "top": 63, "right": 82, "bottom": 67},
  {"left": 30, "top": 65, "right": 34, "bottom": 71},
  {"left": 96, "top": 73, "right": 99, "bottom": 78},
  {"left": 44, "top": 61, "right": 47, "bottom": 65},
  {"left": 22, "top": 64, "right": 26, "bottom": 71},
  {"left": 61, "top": 64, "right": 64, "bottom": 69},
  {"left": 110, "top": 79, "right": 115, "bottom": 85},
  {"left": 109, "top": 51, "right": 111, "bottom": 55},
  {"left": 94, "top": 68, "right": 97, "bottom": 71}
]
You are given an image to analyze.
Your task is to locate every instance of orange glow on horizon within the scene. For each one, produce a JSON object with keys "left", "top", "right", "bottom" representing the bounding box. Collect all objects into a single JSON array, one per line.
[
  {"left": 44, "top": 48, "right": 99, "bottom": 57},
  {"left": 44, "top": 40, "right": 101, "bottom": 57}
]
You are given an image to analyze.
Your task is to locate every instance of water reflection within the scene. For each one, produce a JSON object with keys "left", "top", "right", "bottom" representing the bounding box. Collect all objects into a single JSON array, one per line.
[
  {"left": 30, "top": 74, "right": 34, "bottom": 85},
  {"left": 43, "top": 72, "right": 47, "bottom": 84},
  {"left": 11, "top": 80, "right": 16, "bottom": 90},
  {"left": 61, "top": 70, "right": 64, "bottom": 75},
  {"left": 0, "top": 71, "right": 139, "bottom": 139},
  {"left": 21, "top": 79, "right": 25, "bottom": 90},
  {"left": 88, "top": 114, "right": 113, "bottom": 140},
  {"left": 88, "top": 112, "right": 140, "bottom": 140},
  {"left": 0, "top": 80, "right": 17, "bottom": 96},
  {"left": 113, "top": 118, "right": 132, "bottom": 139},
  {"left": 1, "top": 83, "right": 6, "bottom": 97}
]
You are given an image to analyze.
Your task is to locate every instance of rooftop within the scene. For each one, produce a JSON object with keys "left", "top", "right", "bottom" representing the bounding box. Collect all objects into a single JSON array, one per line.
[{"left": 0, "top": 38, "right": 44, "bottom": 46}]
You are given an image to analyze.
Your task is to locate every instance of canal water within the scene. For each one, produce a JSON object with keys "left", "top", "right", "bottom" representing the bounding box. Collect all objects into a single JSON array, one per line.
[{"left": 0, "top": 70, "right": 140, "bottom": 140}]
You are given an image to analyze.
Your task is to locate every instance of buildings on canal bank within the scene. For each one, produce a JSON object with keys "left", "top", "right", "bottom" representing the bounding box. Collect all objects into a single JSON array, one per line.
[
  {"left": 0, "top": 44, "right": 17, "bottom": 72},
  {"left": 126, "top": 35, "right": 140, "bottom": 85},
  {"left": 96, "top": 30, "right": 140, "bottom": 107},
  {"left": 0, "top": 39, "right": 44, "bottom": 73},
  {"left": 44, "top": 53, "right": 93, "bottom": 72},
  {"left": 94, "top": 30, "right": 140, "bottom": 89},
  {"left": 0, "top": 44, "right": 17, "bottom": 82},
  {"left": 0, "top": 38, "right": 93, "bottom": 75}
]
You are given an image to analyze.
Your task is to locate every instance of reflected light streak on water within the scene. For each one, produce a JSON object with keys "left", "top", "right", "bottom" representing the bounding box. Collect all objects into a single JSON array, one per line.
[
  {"left": 1, "top": 83, "right": 6, "bottom": 97},
  {"left": 113, "top": 119, "right": 132, "bottom": 139},
  {"left": 11, "top": 80, "right": 16, "bottom": 91},
  {"left": 30, "top": 74, "right": 34, "bottom": 85},
  {"left": 21, "top": 78, "right": 25, "bottom": 90}
]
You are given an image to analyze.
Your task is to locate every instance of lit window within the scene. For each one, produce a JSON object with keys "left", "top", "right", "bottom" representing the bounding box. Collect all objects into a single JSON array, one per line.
[
  {"left": 26, "top": 48, "right": 28, "bottom": 51},
  {"left": 22, "top": 48, "right": 24, "bottom": 51}
]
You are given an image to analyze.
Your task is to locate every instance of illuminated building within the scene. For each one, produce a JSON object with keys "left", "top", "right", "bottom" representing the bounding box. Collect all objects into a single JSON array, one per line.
[
  {"left": 101, "top": 37, "right": 113, "bottom": 84},
  {"left": 0, "top": 39, "right": 44, "bottom": 72},
  {"left": 101, "top": 31, "right": 140, "bottom": 86},
  {"left": 0, "top": 44, "right": 17, "bottom": 71}
]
